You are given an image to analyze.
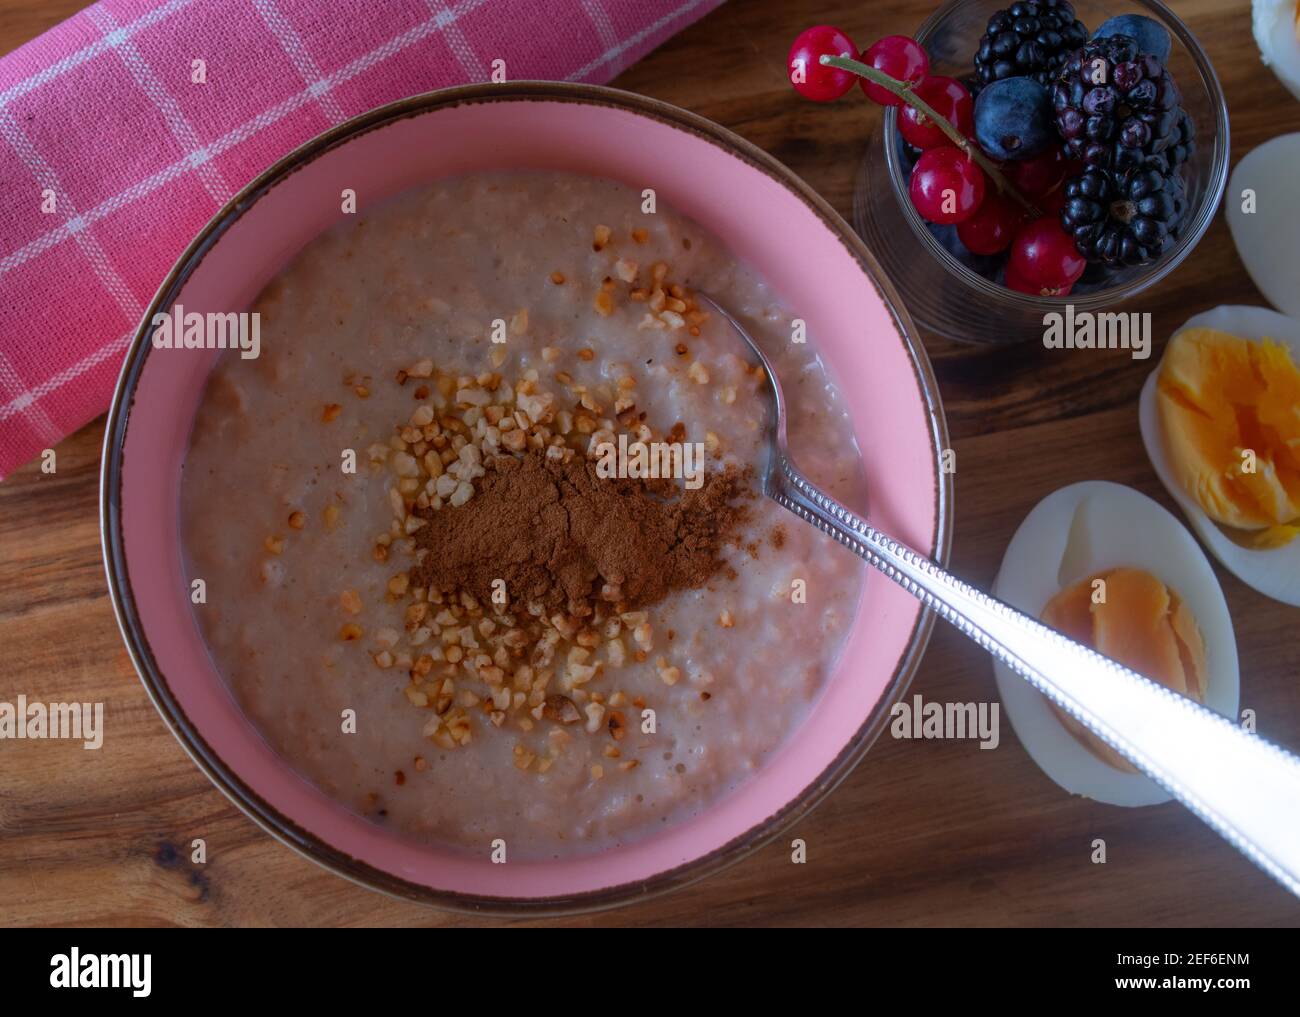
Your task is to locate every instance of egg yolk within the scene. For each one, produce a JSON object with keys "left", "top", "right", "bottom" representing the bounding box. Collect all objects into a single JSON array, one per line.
[
  {"left": 1156, "top": 327, "right": 1300, "bottom": 547},
  {"left": 1041, "top": 567, "right": 1208, "bottom": 773}
]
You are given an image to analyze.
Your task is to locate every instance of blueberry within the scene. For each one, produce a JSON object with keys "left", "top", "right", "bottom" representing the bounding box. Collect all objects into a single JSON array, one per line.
[
  {"left": 927, "top": 223, "right": 1003, "bottom": 279},
  {"left": 974, "top": 76, "right": 1055, "bottom": 160},
  {"left": 1092, "top": 15, "right": 1172, "bottom": 61}
]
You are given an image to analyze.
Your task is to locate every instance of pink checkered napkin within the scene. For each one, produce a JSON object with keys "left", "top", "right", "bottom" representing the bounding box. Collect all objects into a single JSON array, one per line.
[{"left": 0, "top": 0, "right": 721, "bottom": 480}]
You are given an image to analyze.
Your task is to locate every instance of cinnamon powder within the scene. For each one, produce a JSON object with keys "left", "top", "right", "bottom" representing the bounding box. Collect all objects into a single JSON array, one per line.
[{"left": 411, "top": 450, "right": 751, "bottom": 615}]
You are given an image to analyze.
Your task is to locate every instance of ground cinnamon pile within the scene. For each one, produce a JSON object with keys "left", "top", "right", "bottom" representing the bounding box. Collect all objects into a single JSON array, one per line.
[
  {"left": 362, "top": 273, "right": 748, "bottom": 758},
  {"left": 411, "top": 449, "right": 750, "bottom": 617}
]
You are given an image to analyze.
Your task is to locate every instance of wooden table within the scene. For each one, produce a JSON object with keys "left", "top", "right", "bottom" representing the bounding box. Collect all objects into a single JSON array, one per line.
[{"left": 2, "top": 0, "right": 1298, "bottom": 927}]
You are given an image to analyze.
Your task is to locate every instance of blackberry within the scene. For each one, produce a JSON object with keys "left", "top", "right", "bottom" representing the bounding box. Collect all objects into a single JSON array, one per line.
[
  {"left": 1060, "top": 164, "right": 1180, "bottom": 266},
  {"left": 1052, "top": 34, "right": 1183, "bottom": 174},
  {"left": 1164, "top": 170, "right": 1190, "bottom": 233},
  {"left": 1147, "top": 109, "right": 1196, "bottom": 174},
  {"left": 974, "top": 1, "right": 1089, "bottom": 88}
]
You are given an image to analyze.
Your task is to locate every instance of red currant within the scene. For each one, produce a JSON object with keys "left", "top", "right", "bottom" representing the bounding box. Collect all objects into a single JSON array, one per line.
[
  {"left": 788, "top": 26, "right": 858, "bottom": 102},
  {"left": 909, "top": 147, "right": 986, "bottom": 225},
  {"left": 899, "top": 76, "right": 974, "bottom": 149},
  {"left": 1006, "top": 146, "right": 1066, "bottom": 198},
  {"left": 1006, "top": 262, "right": 1074, "bottom": 296},
  {"left": 956, "top": 192, "right": 1021, "bottom": 255},
  {"left": 1008, "top": 217, "right": 1086, "bottom": 291},
  {"left": 859, "top": 36, "right": 929, "bottom": 106}
]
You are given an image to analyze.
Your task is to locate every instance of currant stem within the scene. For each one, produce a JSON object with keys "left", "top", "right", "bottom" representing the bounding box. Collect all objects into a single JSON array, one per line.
[{"left": 820, "top": 54, "right": 1041, "bottom": 216}]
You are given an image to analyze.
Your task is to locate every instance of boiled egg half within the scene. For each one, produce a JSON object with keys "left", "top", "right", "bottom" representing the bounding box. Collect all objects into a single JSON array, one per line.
[
  {"left": 992, "top": 481, "right": 1239, "bottom": 806},
  {"left": 1226, "top": 132, "right": 1300, "bottom": 317},
  {"left": 1139, "top": 305, "right": 1300, "bottom": 605},
  {"left": 1254, "top": 0, "right": 1300, "bottom": 102}
]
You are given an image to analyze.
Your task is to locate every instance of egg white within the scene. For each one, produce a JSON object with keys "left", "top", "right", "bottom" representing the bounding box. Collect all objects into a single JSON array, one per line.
[
  {"left": 1139, "top": 305, "right": 1300, "bottom": 606},
  {"left": 1226, "top": 132, "right": 1300, "bottom": 318},
  {"left": 1253, "top": 0, "right": 1300, "bottom": 101},
  {"left": 992, "top": 481, "right": 1240, "bottom": 806}
]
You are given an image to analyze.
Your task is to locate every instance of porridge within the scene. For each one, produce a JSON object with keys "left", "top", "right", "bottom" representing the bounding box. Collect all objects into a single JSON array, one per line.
[{"left": 181, "top": 171, "right": 866, "bottom": 859}]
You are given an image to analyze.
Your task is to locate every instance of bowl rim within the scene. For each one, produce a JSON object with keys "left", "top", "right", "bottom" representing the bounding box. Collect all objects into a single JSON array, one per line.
[
  {"left": 884, "top": 0, "right": 1231, "bottom": 309},
  {"left": 99, "top": 80, "right": 954, "bottom": 916}
]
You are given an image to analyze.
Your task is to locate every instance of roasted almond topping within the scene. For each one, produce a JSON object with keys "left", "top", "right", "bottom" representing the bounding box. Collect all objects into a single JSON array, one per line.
[{"left": 543, "top": 695, "right": 582, "bottom": 725}]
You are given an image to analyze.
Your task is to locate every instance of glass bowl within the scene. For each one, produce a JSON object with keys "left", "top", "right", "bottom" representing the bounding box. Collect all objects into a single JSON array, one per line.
[{"left": 854, "top": 0, "right": 1230, "bottom": 344}]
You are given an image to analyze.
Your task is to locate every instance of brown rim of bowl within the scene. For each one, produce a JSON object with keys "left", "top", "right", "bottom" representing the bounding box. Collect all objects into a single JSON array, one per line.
[{"left": 100, "top": 81, "right": 954, "bottom": 918}]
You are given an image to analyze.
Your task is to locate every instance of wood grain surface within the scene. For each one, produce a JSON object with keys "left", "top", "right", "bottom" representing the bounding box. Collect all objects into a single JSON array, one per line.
[{"left": 2, "top": 0, "right": 1299, "bottom": 927}]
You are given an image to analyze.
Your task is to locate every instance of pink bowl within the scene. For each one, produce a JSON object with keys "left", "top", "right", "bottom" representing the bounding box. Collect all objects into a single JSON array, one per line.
[{"left": 101, "top": 83, "right": 952, "bottom": 913}]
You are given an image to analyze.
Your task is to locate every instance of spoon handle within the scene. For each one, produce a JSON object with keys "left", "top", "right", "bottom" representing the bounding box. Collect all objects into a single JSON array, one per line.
[{"left": 771, "top": 457, "right": 1300, "bottom": 898}]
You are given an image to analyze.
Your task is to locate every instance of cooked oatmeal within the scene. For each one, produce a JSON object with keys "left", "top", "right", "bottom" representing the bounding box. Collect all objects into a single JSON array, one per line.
[{"left": 181, "top": 171, "right": 866, "bottom": 858}]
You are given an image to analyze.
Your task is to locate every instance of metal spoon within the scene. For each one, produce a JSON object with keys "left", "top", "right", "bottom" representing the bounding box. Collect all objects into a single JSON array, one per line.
[{"left": 698, "top": 291, "right": 1300, "bottom": 898}]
